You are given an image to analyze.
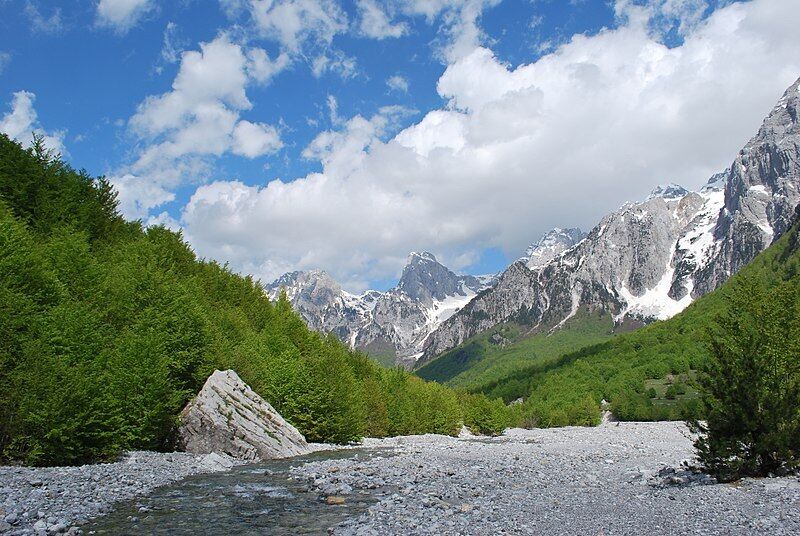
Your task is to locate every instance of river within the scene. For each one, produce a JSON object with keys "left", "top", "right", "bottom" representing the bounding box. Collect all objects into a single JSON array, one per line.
[{"left": 86, "top": 449, "right": 392, "bottom": 535}]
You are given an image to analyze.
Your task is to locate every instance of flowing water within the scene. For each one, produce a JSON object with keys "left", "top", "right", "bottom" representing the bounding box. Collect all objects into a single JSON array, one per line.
[{"left": 86, "top": 449, "right": 392, "bottom": 535}]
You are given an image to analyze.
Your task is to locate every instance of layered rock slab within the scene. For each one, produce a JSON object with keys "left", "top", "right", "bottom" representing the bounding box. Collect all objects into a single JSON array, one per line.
[{"left": 178, "top": 369, "right": 310, "bottom": 461}]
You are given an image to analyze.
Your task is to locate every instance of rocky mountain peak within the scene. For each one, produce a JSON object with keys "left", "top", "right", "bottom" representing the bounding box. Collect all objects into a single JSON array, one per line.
[
  {"left": 692, "top": 76, "right": 800, "bottom": 295},
  {"left": 398, "top": 251, "right": 471, "bottom": 303},
  {"left": 647, "top": 183, "right": 689, "bottom": 201},
  {"left": 420, "top": 77, "right": 800, "bottom": 363},
  {"left": 523, "top": 227, "right": 586, "bottom": 269},
  {"left": 701, "top": 169, "right": 729, "bottom": 192},
  {"left": 266, "top": 250, "right": 496, "bottom": 368},
  {"left": 407, "top": 251, "right": 438, "bottom": 264}
]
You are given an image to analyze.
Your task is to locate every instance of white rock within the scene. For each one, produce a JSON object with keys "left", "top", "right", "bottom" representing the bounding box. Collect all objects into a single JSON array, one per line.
[{"left": 177, "top": 370, "right": 311, "bottom": 461}]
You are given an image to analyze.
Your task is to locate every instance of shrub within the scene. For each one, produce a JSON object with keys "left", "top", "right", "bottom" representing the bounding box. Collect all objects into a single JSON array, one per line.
[{"left": 692, "top": 276, "right": 800, "bottom": 481}]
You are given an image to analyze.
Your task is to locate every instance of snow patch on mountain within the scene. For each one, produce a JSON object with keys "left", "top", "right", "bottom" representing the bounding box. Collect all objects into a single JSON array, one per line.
[
  {"left": 266, "top": 253, "right": 496, "bottom": 368},
  {"left": 522, "top": 227, "right": 586, "bottom": 269},
  {"left": 420, "top": 77, "right": 800, "bottom": 362}
]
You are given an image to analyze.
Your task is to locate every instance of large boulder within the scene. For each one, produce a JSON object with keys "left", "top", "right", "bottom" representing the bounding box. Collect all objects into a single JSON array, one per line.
[{"left": 177, "top": 369, "right": 311, "bottom": 461}]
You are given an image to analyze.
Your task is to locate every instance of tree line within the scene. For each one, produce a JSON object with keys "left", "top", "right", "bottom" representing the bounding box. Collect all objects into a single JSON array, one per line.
[{"left": 0, "top": 135, "right": 511, "bottom": 466}]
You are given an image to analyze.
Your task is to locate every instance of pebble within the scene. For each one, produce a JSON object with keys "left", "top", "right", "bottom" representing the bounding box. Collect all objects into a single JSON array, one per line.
[
  {"left": 0, "top": 451, "right": 244, "bottom": 534},
  {"left": 291, "top": 422, "right": 800, "bottom": 535}
]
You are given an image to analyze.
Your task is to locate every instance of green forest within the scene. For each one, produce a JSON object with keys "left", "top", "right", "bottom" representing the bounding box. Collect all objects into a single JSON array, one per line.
[
  {"left": 421, "top": 209, "right": 800, "bottom": 428},
  {"left": 0, "top": 135, "right": 511, "bottom": 467},
  {"left": 2, "top": 131, "right": 796, "bottom": 476}
]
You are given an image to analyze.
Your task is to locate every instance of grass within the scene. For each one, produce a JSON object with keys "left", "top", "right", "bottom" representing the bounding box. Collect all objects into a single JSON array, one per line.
[{"left": 645, "top": 371, "right": 701, "bottom": 408}]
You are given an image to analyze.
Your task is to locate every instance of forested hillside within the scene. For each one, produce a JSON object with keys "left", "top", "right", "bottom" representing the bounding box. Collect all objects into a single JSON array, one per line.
[
  {"left": 0, "top": 135, "right": 509, "bottom": 466},
  {"left": 415, "top": 311, "right": 623, "bottom": 388},
  {"left": 467, "top": 208, "right": 800, "bottom": 426}
]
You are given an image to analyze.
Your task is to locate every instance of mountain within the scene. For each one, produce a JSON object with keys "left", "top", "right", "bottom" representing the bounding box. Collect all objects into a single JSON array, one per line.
[
  {"left": 265, "top": 252, "right": 495, "bottom": 368},
  {"left": 478, "top": 203, "right": 800, "bottom": 426},
  {"left": 521, "top": 228, "right": 586, "bottom": 269},
  {"left": 419, "top": 77, "right": 800, "bottom": 365}
]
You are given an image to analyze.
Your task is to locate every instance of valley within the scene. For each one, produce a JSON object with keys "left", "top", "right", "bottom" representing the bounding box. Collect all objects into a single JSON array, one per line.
[
  {"left": 8, "top": 424, "right": 797, "bottom": 535},
  {"left": 1, "top": 1, "right": 799, "bottom": 534}
]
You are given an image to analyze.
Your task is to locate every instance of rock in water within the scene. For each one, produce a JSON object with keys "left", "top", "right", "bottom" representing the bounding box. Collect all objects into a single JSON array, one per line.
[{"left": 178, "top": 370, "right": 311, "bottom": 461}]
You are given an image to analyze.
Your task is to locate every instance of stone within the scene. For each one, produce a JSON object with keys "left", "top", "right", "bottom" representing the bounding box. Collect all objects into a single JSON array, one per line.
[
  {"left": 325, "top": 496, "right": 346, "bottom": 505},
  {"left": 177, "top": 370, "right": 311, "bottom": 461}
]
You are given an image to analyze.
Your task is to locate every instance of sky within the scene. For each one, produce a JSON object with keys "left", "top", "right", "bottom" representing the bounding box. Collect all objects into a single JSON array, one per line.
[{"left": 1, "top": 0, "right": 800, "bottom": 292}]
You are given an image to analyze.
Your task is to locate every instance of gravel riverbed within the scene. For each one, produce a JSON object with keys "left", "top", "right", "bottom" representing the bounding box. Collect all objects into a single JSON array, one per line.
[
  {"left": 293, "top": 422, "right": 800, "bottom": 535},
  {"left": 0, "top": 451, "right": 246, "bottom": 535},
  {"left": 3, "top": 423, "right": 799, "bottom": 535}
]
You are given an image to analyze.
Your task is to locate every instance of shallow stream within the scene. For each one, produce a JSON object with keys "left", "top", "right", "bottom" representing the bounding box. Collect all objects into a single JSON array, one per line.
[{"left": 86, "top": 449, "right": 391, "bottom": 535}]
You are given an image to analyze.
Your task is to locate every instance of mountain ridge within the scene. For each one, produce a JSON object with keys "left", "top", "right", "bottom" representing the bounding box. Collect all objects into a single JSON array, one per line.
[
  {"left": 417, "top": 77, "right": 800, "bottom": 365},
  {"left": 265, "top": 252, "right": 495, "bottom": 367}
]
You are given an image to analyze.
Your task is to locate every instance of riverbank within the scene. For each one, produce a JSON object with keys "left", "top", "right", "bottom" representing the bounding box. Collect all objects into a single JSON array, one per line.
[
  {"left": 294, "top": 422, "right": 800, "bottom": 535},
  {"left": 0, "top": 451, "right": 245, "bottom": 535},
  {"left": 3, "top": 423, "right": 799, "bottom": 535}
]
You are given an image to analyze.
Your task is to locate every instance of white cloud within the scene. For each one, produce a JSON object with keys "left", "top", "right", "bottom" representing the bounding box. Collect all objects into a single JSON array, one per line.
[
  {"left": 399, "top": 0, "right": 501, "bottom": 62},
  {"left": 151, "top": 21, "right": 185, "bottom": 76},
  {"left": 0, "top": 91, "right": 66, "bottom": 155},
  {"left": 25, "top": 2, "right": 63, "bottom": 34},
  {"left": 145, "top": 211, "right": 181, "bottom": 230},
  {"left": 222, "top": 0, "right": 500, "bottom": 69},
  {"left": 110, "top": 174, "right": 175, "bottom": 220},
  {"left": 176, "top": 0, "right": 800, "bottom": 290},
  {"left": 310, "top": 50, "right": 358, "bottom": 79},
  {"left": 96, "top": 0, "right": 154, "bottom": 33},
  {"left": 111, "top": 35, "right": 282, "bottom": 219},
  {"left": 244, "top": 0, "right": 348, "bottom": 52},
  {"left": 232, "top": 120, "right": 283, "bottom": 158},
  {"left": 386, "top": 74, "right": 409, "bottom": 93},
  {"left": 357, "top": 0, "right": 408, "bottom": 39},
  {"left": 246, "top": 48, "right": 291, "bottom": 84}
]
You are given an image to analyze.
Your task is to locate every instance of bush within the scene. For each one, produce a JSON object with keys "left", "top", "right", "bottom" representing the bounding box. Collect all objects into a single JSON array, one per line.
[
  {"left": 460, "top": 392, "right": 513, "bottom": 436},
  {"left": 692, "top": 276, "right": 800, "bottom": 481}
]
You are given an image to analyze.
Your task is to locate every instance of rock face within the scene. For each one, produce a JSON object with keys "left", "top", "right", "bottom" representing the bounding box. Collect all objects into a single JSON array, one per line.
[
  {"left": 178, "top": 370, "right": 310, "bottom": 461},
  {"left": 419, "top": 77, "right": 800, "bottom": 363},
  {"left": 266, "top": 253, "right": 495, "bottom": 368},
  {"left": 521, "top": 227, "right": 586, "bottom": 269}
]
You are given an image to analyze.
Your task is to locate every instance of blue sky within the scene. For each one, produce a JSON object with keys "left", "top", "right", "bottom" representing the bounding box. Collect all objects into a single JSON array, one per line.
[{"left": 2, "top": 0, "right": 800, "bottom": 291}]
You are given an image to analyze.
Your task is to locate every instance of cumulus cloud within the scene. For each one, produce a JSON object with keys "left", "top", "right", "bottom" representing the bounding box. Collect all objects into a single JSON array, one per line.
[
  {"left": 232, "top": 120, "right": 283, "bottom": 158},
  {"left": 96, "top": 0, "right": 154, "bottom": 33},
  {"left": 110, "top": 35, "right": 283, "bottom": 218},
  {"left": 242, "top": 0, "right": 348, "bottom": 52},
  {"left": 246, "top": 48, "right": 291, "bottom": 84},
  {"left": 0, "top": 91, "right": 66, "bottom": 154},
  {"left": 357, "top": 0, "right": 408, "bottom": 39},
  {"left": 175, "top": 0, "right": 800, "bottom": 289},
  {"left": 386, "top": 74, "right": 409, "bottom": 93},
  {"left": 111, "top": 174, "right": 175, "bottom": 220}
]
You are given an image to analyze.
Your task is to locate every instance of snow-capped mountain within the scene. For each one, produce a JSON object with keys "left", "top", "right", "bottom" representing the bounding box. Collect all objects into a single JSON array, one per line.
[
  {"left": 419, "top": 77, "right": 800, "bottom": 364},
  {"left": 265, "top": 252, "right": 496, "bottom": 368},
  {"left": 521, "top": 228, "right": 586, "bottom": 269}
]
